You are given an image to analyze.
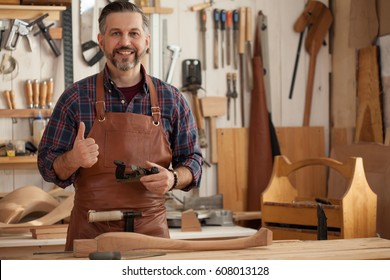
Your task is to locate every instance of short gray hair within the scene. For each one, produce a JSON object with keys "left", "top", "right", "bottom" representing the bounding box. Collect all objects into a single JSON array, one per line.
[{"left": 98, "top": 0, "right": 149, "bottom": 34}]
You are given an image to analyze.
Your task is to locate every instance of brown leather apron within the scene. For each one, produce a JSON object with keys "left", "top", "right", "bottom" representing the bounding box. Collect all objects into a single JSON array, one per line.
[{"left": 65, "top": 72, "right": 172, "bottom": 250}]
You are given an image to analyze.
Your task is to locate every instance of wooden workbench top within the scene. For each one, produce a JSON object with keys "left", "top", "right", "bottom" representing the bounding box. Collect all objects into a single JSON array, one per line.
[{"left": 5, "top": 237, "right": 390, "bottom": 260}]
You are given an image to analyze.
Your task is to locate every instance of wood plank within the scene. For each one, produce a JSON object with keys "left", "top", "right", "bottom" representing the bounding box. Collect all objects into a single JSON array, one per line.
[
  {"left": 354, "top": 46, "right": 383, "bottom": 143},
  {"left": 12, "top": 237, "right": 390, "bottom": 260},
  {"left": 331, "top": 0, "right": 357, "bottom": 146},
  {"left": 217, "top": 128, "right": 248, "bottom": 212},
  {"left": 275, "top": 127, "right": 326, "bottom": 197},
  {"left": 262, "top": 203, "right": 342, "bottom": 228},
  {"left": 0, "top": 5, "right": 65, "bottom": 20},
  {"left": 330, "top": 143, "right": 390, "bottom": 239},
  {"left": 348, "top": 0, "right": 378, "bottom": 48}
]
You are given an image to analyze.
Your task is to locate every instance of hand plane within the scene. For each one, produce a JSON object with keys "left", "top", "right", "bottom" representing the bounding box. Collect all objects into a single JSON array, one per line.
[{"left": 114, "top": 160, "right": 159, "bottom": 182}]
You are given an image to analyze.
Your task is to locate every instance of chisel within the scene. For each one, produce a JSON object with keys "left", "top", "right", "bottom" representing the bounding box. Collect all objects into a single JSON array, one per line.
[
  {"left": 47, "top": 78, "right": 54, "bottom": 109},
  {"left": 9, "top": 90, "right": 16, "bottom": 109},
  {"left": 200, "top": 9, "right": 207, "bottom": 71},
  {"left": 32, "top": 79, "right": 40, "bottom": 109},
  {"left": 232, "top": 9, "right": 239, "bottom": 69},
  {"left": 213, "top": 9, "right": 220, "bottom": 69},
  {"left": 25, "top": 80, "right": 33, "bottom": 109},
  {"left": 39, "top": 80, "right": 47, "bottom": 109},
  {"left": 220, "top": 9, "right": 226, "bottom": 68},
  {"left": 226, "top": 10, "right": 232, "bottom": 66},
  {"left": 4, "top": 90, "right": 13, "bottom": 109}
]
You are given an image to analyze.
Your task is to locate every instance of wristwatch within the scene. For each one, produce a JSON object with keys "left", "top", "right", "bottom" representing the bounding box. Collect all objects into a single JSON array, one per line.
[{"left": 169, "top": 169, "right": 178, "bottom": 191}]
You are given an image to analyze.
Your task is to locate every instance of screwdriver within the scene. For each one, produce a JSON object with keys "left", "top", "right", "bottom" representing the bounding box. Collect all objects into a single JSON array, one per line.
[{"left": 220, "top": 9, "right": 226, "bottom": 68}]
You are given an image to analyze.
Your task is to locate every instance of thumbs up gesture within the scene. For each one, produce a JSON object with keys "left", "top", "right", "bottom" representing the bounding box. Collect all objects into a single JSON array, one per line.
[{"left": 71, "top": 122, "right": 99, "bottom": 168}]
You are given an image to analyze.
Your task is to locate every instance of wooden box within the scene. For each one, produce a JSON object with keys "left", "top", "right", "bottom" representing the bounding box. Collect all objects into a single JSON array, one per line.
[{"left": 261, "top": 156, "right": 377, "bottom": 240}]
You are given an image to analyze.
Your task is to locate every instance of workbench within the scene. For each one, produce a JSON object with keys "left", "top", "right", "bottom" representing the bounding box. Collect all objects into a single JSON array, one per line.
[{"left": 0, "top": 225, "right": 257, "bottom": 259}]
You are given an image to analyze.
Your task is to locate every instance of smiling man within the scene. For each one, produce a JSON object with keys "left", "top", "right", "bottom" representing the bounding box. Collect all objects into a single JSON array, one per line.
[{"left": 38, "top": 0, "right": 203, "bottom": 251}]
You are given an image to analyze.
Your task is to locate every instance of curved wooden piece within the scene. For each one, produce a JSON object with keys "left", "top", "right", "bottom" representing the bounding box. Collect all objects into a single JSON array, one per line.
[
  {"left": 0, "top": 185, "right": 59, "bottom": 224},
  {"left": 73, "top": 227, "right": 273, "bottom": 258},
  {"left": 0, "top": 192, "right": 74, "bottom": 229}
]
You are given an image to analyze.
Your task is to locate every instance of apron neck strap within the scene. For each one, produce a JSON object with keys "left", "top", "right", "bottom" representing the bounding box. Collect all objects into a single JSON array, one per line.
[{"left": 95, "top": 70, "right": 161, "bottom": 124}]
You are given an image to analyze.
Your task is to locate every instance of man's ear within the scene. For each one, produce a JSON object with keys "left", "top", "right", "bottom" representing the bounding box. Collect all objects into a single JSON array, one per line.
[{"left": 97, "top": 33, "right": 103, "bottom": 48}]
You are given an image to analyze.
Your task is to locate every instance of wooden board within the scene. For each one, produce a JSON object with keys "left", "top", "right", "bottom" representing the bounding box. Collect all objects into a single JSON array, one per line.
[
  {"left": 217, "top": 128, "right": 248, "bottom": 212},
  {"left": 12, "top": 237, "right": 390, "bottom": 260},
  {"left": 348, "top": 0, "right": 378, "bottom": 48},
  {"left": 217, "top": 127, "right": 326, "bottom": 212},
  {"left": 377, "top": 0, "right": 390, "bottom": 36},
  {"left": 329, "top": 143, "right": 390, "bottom": 239},
  {"left": 275, "top": 127, "right": 326, "bottom": 197},
  {"left": 354, "top": 46, "right": 383, "bottom": 143},
  {"left": 330, "top": 0, "right": 357, "bottom": 147}
]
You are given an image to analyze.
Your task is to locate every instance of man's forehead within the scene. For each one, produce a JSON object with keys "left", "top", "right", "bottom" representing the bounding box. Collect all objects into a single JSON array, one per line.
[{"left": 105, "top": 11, "right": 143, "bottom": 25}]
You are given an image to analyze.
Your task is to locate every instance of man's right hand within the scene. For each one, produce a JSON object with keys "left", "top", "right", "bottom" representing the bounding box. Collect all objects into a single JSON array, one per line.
[
  {"left": 53, "top": 122, "right": 99, "bottom": 180},
  {"left": 71, "top": 122, "right": 99, "bottom": 168}
]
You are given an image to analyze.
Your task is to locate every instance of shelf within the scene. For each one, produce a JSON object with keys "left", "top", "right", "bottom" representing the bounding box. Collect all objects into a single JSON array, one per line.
[
  {"left": 0, "top": 5, "right": 66, "bottom": 20},
  {"left": 0, "top": 155, "right": 37, "bottom": 169},
  {"left": 0, "top": 109, "right": 52, "bottom": 118}
]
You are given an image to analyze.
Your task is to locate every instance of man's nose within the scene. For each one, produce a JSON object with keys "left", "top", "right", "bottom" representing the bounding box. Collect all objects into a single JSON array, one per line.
[{"left": 118, "top": 35, "right": 132, "bottom": 46}]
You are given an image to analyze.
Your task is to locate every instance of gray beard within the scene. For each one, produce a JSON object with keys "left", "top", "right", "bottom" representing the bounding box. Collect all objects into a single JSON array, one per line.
[{"left": 110, "top": 48, "right": 147, "bottom": 71}]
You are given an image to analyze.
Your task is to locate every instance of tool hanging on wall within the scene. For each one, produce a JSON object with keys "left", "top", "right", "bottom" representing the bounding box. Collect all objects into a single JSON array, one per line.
[
  {"left": 293, "top": 1, "right": 333, "bottom": 126},
  {"left": 4, "top": 18, "right": 33, "bottom": 51},
  {"left": 166, "top": 45, "right": 181, "bottom": 84},
  {"left": 181, "top": 59, "right": 208, "bottom": 149},
  {"left": 0, "top": 20, "right": 9, "bottom": 51},
  {"left": 32, "top": 79, "right": 40, "bottom": 109},
  {"left": 226, "top": 10, "right": 232, "bottom": 66},
  {"left": 220, "top": 9, "right": 226, "bottom": 68},
  {"left": 199, "top": 9, "right": 207, "bottom": 71},
  {"left": 232, "top": 9, "right": 239, "bottom": 70},
  {"left": 0, "top": 53, "right": 18, "bottom": 79},
  {"left": 29, "top": 13, "right": 61, "bottom": 57},
  {"left": 80, "top": 0, "right": 104, "bottom": 66},
  {"left": 3, "top": 90, "right": 15, "bottom": 110},
  {"left": 213, "top": 9, "right": 220, "bottom": 69},
  {"left": 245, "top": 7, "right": 253, "bottom": 92},
  {"left": 238, "top": 7, "right": 246, "bottom": 127},
  {"left": 63, "top": 6, "right": 74, "bottom": 88}
]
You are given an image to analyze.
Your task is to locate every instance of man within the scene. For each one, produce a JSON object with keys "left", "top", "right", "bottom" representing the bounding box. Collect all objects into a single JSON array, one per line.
[{"left": 38, "top": 0, "right": 203, "bottom": 250}]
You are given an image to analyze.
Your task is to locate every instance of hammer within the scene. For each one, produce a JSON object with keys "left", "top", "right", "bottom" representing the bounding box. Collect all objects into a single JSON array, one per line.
[
  {"left": 166, "top": 45, "right": 181, "bottom": 84},
  {"left": 88, "top": 210, "right": 142, "bottom": 232}
]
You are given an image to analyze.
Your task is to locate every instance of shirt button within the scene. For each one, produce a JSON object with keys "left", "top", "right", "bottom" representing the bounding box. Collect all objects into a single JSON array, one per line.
[{"left": 121, "top": 100, "right": 125, "bottom": 104}]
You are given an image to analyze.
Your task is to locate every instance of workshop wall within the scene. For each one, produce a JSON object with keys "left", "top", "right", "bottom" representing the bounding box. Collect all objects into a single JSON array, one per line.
[{"left": 0, "top": 0, "right": 330, "bottom": 199}]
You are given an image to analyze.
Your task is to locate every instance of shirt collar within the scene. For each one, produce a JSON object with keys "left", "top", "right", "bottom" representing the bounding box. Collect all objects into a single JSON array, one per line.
[{"left": 102, "top": 64, "right": 150, "bottom": 96}]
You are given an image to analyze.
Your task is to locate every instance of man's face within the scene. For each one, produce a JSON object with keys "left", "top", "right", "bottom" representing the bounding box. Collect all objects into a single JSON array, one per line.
[{"left": 98, "top": 12, "right": 149, "bottom": 71}]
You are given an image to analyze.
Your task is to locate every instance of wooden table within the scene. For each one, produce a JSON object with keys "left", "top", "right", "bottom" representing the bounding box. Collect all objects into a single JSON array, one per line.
[
  {"left": 2, "top": 236, "right": 390, "bottom": 260},
  {"left": 0, "top": 226, "right": 257, "bottom": 259}
]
